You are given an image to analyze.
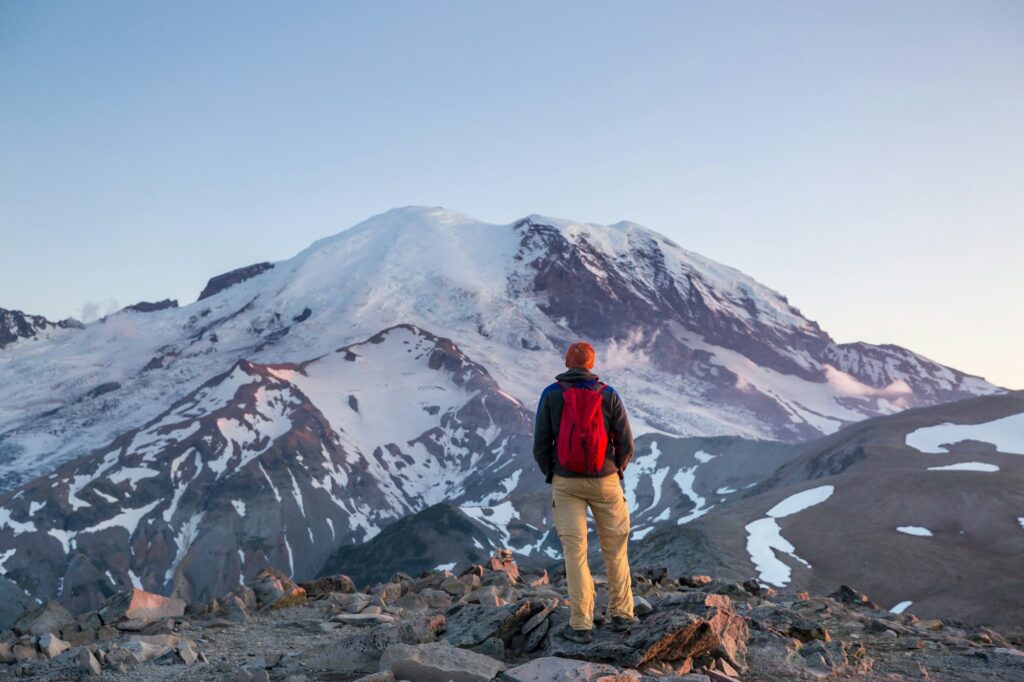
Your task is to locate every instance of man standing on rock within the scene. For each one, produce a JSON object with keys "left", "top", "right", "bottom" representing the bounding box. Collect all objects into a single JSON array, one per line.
[{"left": 533, "top": 340, "right": 637, "bottom": 643}]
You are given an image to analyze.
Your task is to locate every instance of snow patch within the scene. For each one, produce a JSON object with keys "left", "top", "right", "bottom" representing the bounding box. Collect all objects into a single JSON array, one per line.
[
  {"left": 744, "top": 485, "right": 834, "bottom": 587},
  {"left": 906, "top": 413, "right": 1024, "bottom": 455},
  {"left": 434, "top": 562, "right": 457, "bottom": 571},
  {"left": 890, "top": 601, "right": 913, "bottom": 614},
  {"left": 0, "top": 548, "right": 15, "bottom": 574},
  {"left": 927, "top": 462, "right": 999, "bottom": 472},
  {"left": 231, "top": 500, "right": 247, "bottom": 517},
  {"left": 0, "top": 507, "right": 35, "bottom": 535},
  {"left": 896, "top": 526, "right": 933, "bottom": 537},
  {"left": 674, "top": 466, "right": 713, "bottom": 524}
]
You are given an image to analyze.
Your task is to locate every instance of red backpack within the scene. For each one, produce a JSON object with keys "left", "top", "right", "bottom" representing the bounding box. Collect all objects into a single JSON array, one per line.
[{"left": 556, "top": 382, "right": 608, "bottom": 474}]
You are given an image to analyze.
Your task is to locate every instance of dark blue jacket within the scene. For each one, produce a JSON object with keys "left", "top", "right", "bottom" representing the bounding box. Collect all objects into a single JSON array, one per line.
[{"left": 533, "top": 368, "right": 635, "bottom": 483}]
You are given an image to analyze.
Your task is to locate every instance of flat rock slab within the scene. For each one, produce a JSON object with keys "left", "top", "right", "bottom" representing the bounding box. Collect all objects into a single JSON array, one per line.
[
  {"left": 99, "top": 588, "right": 186, "bottom": 624},
  {"left": 311, "top": 615, "right": 446, "bottom": 676},
  {"left": 443, "top": 600, "right": 534, "bottom": 647},
  {"left": 381, "top": 641, "right": 504, "bottom": 682},
  {"left": 14, "top": 600, "right": 75, "bottom": 636},
  {"left": 504, "top": 656, "right": 622, "bottom": 681},
  {"left": 331, "top": 612, "right": 396, "bottom": 626}
]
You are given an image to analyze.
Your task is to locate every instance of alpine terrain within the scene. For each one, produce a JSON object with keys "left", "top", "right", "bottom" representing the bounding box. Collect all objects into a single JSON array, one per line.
[{"left": 0, "top": 206, "right": 1011, "bottom": 631}]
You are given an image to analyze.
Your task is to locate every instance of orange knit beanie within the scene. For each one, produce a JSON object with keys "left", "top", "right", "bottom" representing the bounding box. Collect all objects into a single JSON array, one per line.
[{"left": 565, "top": 341, "right": 596, "bottom": 369}]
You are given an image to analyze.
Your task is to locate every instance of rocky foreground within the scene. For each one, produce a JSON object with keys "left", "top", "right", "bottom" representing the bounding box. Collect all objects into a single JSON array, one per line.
[{"left": 2, "top": 550, "right": 1023, "bottom": 681}]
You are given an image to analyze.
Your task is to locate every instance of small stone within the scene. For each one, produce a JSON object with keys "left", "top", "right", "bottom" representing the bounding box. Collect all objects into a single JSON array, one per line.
[
  {"left": 0, "top": 642, "right": 14, "bottom": 664},
  {"left": 633, "top": 595, "right": 653, "bottom": 616},
  {"left": 251, "top": 670, "right": 270, "bottom": 682}
]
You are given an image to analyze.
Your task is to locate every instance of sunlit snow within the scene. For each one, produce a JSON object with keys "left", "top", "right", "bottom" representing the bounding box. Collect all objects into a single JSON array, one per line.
[{"left": 905, "top": 413, "right": 1024, "bottom": 455}]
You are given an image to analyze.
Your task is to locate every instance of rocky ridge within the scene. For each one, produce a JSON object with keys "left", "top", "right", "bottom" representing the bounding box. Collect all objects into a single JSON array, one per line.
[{"left": 2, "top": 552, "right": 1022, "bottom": 681}]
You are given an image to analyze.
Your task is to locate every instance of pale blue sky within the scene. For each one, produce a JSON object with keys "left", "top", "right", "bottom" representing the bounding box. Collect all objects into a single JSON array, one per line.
[{"left": 1, "top": 1, "right": 1021, "bottom": 387}]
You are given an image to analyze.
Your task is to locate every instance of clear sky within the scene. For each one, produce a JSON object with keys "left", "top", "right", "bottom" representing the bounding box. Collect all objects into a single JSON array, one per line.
[{"left": 1, "top": 1, "right": 1021, "bottom": 388}]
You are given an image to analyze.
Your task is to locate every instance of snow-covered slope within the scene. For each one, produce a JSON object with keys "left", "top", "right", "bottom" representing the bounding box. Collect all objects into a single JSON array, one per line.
[
  {"left": 0, "top": 207, "right": 1001, "bottom": 491},
  {"left": 0, "top": 325, "right": 539, "bottom": 611}
]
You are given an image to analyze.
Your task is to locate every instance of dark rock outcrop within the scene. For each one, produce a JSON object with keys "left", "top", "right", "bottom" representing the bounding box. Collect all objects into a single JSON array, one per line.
[{"left": 198, "top": 262, "right": 274, "bottom": 300}]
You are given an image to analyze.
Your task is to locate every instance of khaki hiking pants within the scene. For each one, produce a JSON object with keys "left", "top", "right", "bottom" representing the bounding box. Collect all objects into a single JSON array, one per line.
[{"left": 551, "top": 473, "right": 634, "bottom": 630}]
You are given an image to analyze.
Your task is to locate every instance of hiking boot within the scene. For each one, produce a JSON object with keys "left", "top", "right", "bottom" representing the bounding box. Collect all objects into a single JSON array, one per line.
[
  {"left": 562, "top": 625, "right": 594, "bottom": 643},
  {"left": 609, "top": 615, "right": 639, "bottom": 632}
]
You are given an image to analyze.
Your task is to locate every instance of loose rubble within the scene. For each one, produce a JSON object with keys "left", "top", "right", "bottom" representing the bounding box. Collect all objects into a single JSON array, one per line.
[{"left": 1, "top": 554, "right": 1022, "bottom": 680}]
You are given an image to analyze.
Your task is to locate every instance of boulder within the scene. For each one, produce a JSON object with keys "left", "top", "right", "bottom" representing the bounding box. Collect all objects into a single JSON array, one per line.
[
  {"left": 380, "top": 641, "right": 505, "bottom": 682},
  {"left": 547, "top": 592, "right": 748, "bottom": 671},
  {"left": 122, "top": 639, "right": 173, "bottom": 662},
  {"left": 13, "top": 599, "right": 75, "bottom": 636},
  {"left": 300, "top": 574, "right": 356, "bottom": 599},
  {"left": 443, "top": 600, "right": 535, "bottom": 648},
  {"left": 98, "top": 588, "right": 186, "bottom": 625},
  {"left": 249, "top": 567, "right": 308, "bottom": 610},
  {"left": 38, "top": 632, "right": 71, "bottom": 658},
  {"left": 78, "top": 646, "right": 102, "bottom": 675},
  {"left": 214, "top": 595, "right": 253, "bottom": 622},
  {"left": 13, "top": 644, "right": 38, "bottom": 662},
  {"left": 828, "top": 585, "right": 876, "bottom": 608},
  {"left": 463, "top": 584, "right": 508, "bottom": 607},
  {"left": 750, "top": 605, "right": 831, "bottom": 643},
  {"left": 0, "top": 642, "right": 14, "bottom": 664},
  {"left": 419, "top": 588, "right": 453, "bottom": 610},
  {"left": 0, "top": 577, "right": 38, "bottom": 631},
  {"left": 504, "top": 656, "right": 622, "bottom": 682},
  {"left": 312, "top": 614, "right": 445, "bottom": 675}
]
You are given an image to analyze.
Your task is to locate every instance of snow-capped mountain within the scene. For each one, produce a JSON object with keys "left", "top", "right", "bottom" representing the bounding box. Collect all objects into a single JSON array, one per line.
[
  {"left": 0, "top": 207, "right": 1001, "bottom": 491},
  {"left": 0, "top": 206, "right": 1007, "bottom": 615},
  {"left": 631, "top": 390, "right": 1024, "bottom": 628}
]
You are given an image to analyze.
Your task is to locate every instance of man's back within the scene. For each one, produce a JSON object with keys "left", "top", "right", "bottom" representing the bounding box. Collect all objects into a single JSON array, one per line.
[
  {"left": 533, "top": 366, "right": 635, "bottom": 483},
  {"left": 533, "top": 341, "right": 638, "bottom": 641}
]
